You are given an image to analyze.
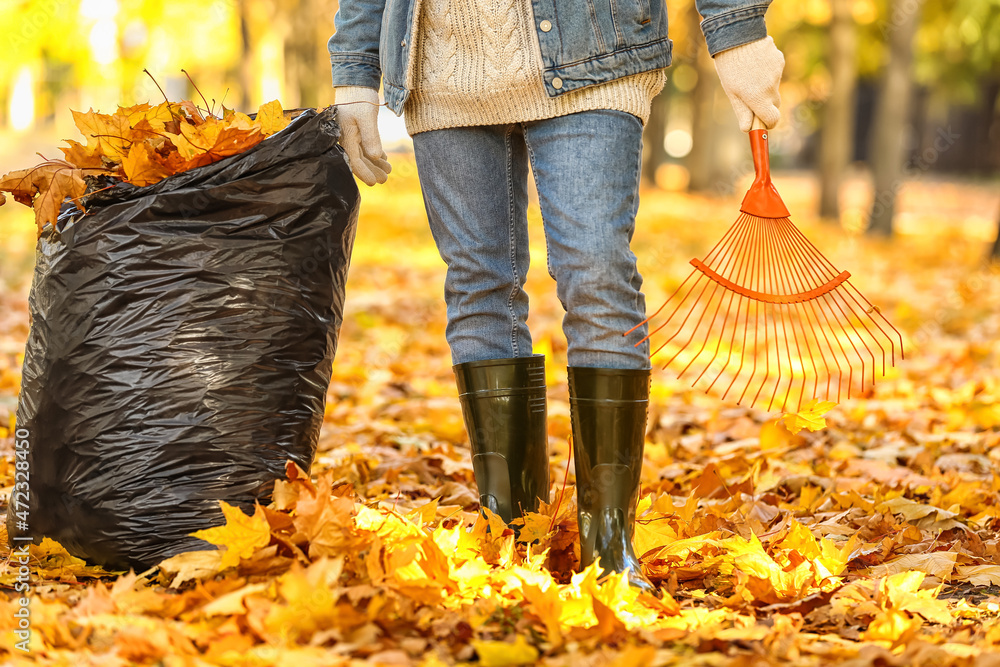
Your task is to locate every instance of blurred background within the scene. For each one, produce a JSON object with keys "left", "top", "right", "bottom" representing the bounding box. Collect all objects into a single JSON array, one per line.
[{"left": 1, "top": 0, "right": 998, "bottom": 247}]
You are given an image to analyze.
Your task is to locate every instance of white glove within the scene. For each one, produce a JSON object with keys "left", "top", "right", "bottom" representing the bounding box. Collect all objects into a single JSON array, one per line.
[
  {"left": 334, "top": 86, "right": 391, "bottom": 186},
  {"left": 713, "top": 36, "right": 785, "bottom": 132}
]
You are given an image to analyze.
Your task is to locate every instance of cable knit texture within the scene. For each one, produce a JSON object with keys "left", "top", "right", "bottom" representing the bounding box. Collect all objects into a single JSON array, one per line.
[{"left": 403, "top": 0, "right": 666, "bottom": 135}]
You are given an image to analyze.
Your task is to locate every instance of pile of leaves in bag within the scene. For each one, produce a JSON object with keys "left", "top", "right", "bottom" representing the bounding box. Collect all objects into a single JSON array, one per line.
[
  {"left": 0, "top": 95, "right": 360, "bottom": 570},
  {"left": 0, "top": 98, "right": 294, "bottom": 231}
]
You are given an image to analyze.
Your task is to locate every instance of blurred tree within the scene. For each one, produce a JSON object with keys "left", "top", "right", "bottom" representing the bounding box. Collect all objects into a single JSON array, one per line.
[
  {"left": 285, "top": 0, "right": 324, "bottom": 108},
  {"left": 686, "top": 1, "right": 724, "bottom": 193},
  {"left": 991, "top": 206, "right": 1000, "bottom": 261},
  {"left": 867, "top": 0, "right": 924, "bottom": 238},
  {"left": 818, "top": 0, "right": 857, "bottom": 221},
  {"left": 239, "top": 0, "right": 254, "bottom": 112},
  {"left": 642, "top": 91, "right": 669, "bottom": 185}
]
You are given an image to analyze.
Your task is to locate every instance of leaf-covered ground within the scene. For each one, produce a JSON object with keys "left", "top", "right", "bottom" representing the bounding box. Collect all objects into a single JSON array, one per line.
[{"left": 0, "top": 157, "right": 999, "bottom": 666}]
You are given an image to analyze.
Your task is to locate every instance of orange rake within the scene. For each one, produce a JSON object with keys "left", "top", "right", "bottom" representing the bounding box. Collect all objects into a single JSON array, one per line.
[{"left": 628, "top": 117, "right": 903, "bottom": 412}]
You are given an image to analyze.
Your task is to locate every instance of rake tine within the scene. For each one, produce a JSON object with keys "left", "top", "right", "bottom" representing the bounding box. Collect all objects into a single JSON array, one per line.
[
  {"left": 773, "top": 219, "right": 831, "bottom": 402},
  {"left": 761, "top": 221, "right": 794, "bottom": 411},
  {"left": 776, "top": 229, "right": 852, "bottom": 402},
  {"left": 771, "top": 222, "right": 814, "bottom": 407},
  {"left": 629, "top": 212, "right": 754, "bottom": 340},
  {"left": 692, "top": 216, "right": 758, "bottom": 384},
  {"left": 785, "top": 225, "right": 898, "bottom": 378},
  {"left": 734, "top": 229, "right": 767, "bottom": 404},
  {"left": 675, "top": 219, "right": 753, "bottom": 378},
  {"left": 772, "top": 227, "right": 847, "bottom": 402},
  {"left": 633, "top": 121, "right": 902, "bottom": 411}
]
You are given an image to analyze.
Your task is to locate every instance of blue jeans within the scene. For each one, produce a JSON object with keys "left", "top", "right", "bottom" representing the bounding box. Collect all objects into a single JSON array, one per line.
[{"left": 412, "top": 109, "right": 650, "bottom": 370}]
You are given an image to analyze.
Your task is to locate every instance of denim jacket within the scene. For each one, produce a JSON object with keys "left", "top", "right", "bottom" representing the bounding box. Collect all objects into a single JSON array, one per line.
[{"left": 328, "top": 0, "right": 771, "bottom": 116}]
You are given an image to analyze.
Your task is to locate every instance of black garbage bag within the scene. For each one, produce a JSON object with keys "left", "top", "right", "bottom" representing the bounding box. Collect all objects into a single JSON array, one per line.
[{"left": 6, "top": 106, "right": 359, "bottom": 569}]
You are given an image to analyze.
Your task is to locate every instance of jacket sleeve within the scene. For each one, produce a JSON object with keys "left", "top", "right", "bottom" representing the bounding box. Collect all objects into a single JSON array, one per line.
[
  {"left": 694, "top": 0, "right": 771, "bottom": 56},
  {"left": 327, "top": 0, "right": 387, "bottom": 89}
]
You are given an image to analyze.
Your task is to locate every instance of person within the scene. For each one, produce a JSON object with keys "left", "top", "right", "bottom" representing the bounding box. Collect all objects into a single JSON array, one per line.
[{"left": 328, "top": 0, "right": 784, "bottom": 594}]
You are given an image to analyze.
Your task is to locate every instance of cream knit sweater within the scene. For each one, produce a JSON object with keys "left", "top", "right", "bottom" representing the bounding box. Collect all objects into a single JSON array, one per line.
[{"left": 402, "top": 0, "right": 667, "bottom": 135}]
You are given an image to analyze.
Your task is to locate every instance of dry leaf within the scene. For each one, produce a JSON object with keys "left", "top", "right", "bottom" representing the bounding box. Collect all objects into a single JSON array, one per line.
[
  {"left": 255, "top": 100, "right": 291, "bottom": 135},
  {"left": 0, "top": 161, "right": 87, "bottom": 233},
  {"left": 870, "top": 553, "right": 958, "bottom": 580},
  {"left": 471, "top": 635, "right": 539, "bottom": 667},
  {"left": 2, "top": 97, "right": 290, "bottom": 234},
  {"left": 191, "top": 501, "right": 272, "bottom": 570},
  {"left": 779, "top": 399, "right": 837, "bottom": 435}
]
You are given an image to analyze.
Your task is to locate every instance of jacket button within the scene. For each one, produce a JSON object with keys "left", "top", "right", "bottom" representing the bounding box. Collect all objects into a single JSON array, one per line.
[
  {"left": 539, "top": 19, "right": 552, "bottom": 32},
  {"left": 552, "top": 77, "right": 563, "bottom": 89}
]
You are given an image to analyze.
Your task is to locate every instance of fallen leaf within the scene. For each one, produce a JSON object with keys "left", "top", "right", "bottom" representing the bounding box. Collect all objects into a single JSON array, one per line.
[
  {"left": 156, "top": 549, "right": 224, "bottom": 588},
  {"left": 191, "top": 501, "right": 272, "bottom": 570},
  {"left": 779, "top": 399, "right": 837, "bottom": 435},
  {"left": 870, "top": 553, "right": 958, "bottom": 580},
  {"left": 877, "top": 496, "right": 965, "bottom": 531},
  {"left": 953, "top": 565, "right": 1000, "bottom": 587},
  {"left": 471, "top": 634, "right": 539, "bottom": 667}
]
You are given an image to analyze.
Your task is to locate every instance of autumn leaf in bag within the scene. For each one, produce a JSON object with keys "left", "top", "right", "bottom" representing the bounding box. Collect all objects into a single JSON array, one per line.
[{"left": 0, "top": 97, "right": 293, "bottom": 234}]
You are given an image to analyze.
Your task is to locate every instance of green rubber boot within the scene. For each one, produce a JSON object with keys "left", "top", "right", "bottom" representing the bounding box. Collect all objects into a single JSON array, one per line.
[
  {"left": 569, "top": 366, "right": 659, "bottom": 596},
  {"left": 454, "top": 355, "right": 550, "bottom": 525}
]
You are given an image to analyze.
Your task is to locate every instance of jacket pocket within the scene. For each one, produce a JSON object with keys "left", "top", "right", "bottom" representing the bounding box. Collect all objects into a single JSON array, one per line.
[
  {"left": 585, "top": 0, "right": 608, "bottom": 52},
  {"left": 634, "top": 0, "right": 651, "bottom": 24},
  {"left": 610, "top": 0, "right": 654, "bottom": 45}
]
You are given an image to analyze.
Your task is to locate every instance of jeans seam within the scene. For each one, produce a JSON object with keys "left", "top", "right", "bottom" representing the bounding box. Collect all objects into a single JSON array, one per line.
[
  {"left": 522, "top": 131, "right": 557, "bottom": 283},
  {"left": 504, "top": 125, "right": 520, "bottom": 358},
  {"left": 627, "top": 123, "right": 647, "bottom": 361}
]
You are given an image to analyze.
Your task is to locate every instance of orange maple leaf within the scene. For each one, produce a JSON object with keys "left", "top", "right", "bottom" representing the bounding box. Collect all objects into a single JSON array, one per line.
[
  {"left": 122, "top": 141, "right": 173, "bottom": 187},
  {"left": 166, "top": 117, "right": 264, "bottom": 169},
  {"left": 0, "top": 160, "right": 88, "bottom": 233},
  {"left": 72, "top": 109, "right": 133, "bottom": 160},
  {"left": 59, "top": 139, "right": 105, "bottom": 170}
]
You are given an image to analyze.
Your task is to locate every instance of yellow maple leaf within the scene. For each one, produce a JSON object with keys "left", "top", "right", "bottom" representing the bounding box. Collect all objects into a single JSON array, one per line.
[
  {"left": 779, "top": 399, "right": 837, "bottom": 435},
  {"left": 514, "top": 511, "right": 551, "bottom": 544},
  {"left": 520, "top": 583, "right": 564, "bottom": 648},
  {"left": 406, "top": 497, "right": 439, "bottom": 527},
  {"left": 254, "top": 100, "right": 290, "bottom": 136},
  {"left": 471, "top": 634, "right": 539, "bottom": 667},
  {"left": 191, "top": 501, "right": 271, "bottom": 570},
  {"left": 24, "top": 537, "right": 117, "bottom": 580},
  {"left": 126, "top": 101, "right": 176, "bottom": 133},
  {"left": 863, "top": 608, "right": 921, "bottom": 644}
]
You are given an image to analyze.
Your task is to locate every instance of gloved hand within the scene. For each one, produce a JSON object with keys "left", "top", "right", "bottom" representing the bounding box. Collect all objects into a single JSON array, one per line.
[
  {"left": 713, "top": 36, "right": 785, "bottom": 132},
  {"left": 334, "top": 86, "right": 391, "bottom": 186}
]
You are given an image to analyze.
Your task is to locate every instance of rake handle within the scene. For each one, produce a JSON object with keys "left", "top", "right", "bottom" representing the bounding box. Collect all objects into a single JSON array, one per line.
[{"left": 740, "top": 115, "right": 790, "bottom": 218}]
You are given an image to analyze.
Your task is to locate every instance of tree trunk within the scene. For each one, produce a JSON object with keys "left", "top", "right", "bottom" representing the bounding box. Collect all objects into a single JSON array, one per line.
[
  {"left": 686, "top": 3, "right": 720, "bottom": 193},
  {"left": 285, "top": 0, "right": 324, "bottom": 109},
  {"left": 990, "top": 206, "right": 1000, "bottom": 262},
  {"left": 818, "top": 0, "right": 857, "bottom": 221},
  {"left": 866, "top": 0, "right": 923, "bottom": 238},
  {"left": 238, "top": 0, "right": 254, "bottom": 112},
  {"left": 642, "top": 90, "right": 669, "bottom": 186},
  {"left": 985, "top": 87, "right": 1000, "bottom": 263}
]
